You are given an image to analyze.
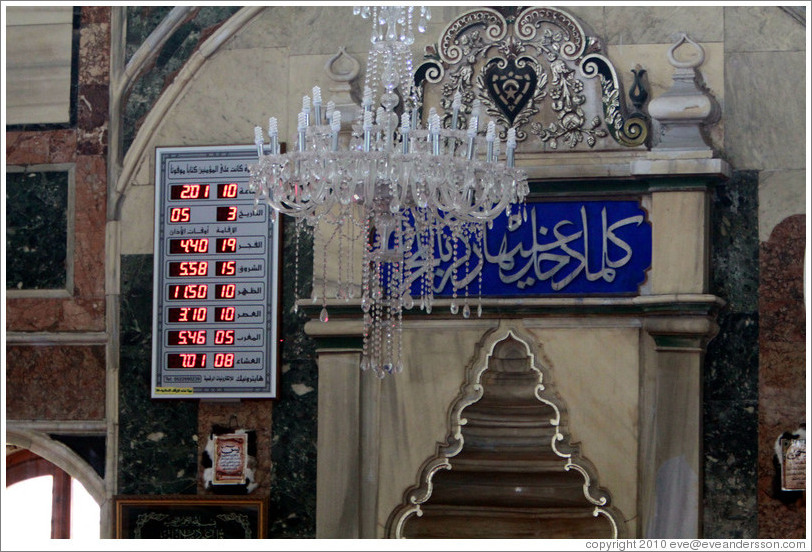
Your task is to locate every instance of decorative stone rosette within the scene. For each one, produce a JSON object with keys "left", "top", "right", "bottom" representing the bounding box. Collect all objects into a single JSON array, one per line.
[{"left": 415, "top": 7, "right": 648, "bottom": 151}]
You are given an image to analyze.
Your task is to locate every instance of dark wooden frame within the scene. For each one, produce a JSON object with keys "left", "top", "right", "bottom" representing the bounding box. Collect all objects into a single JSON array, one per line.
[{"left": 114, "top": 495, "right": 267, "bottom": 539}]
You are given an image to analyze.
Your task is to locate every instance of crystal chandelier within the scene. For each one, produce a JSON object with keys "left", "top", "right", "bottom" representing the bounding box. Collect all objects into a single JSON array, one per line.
[{"left": 250, "top": 6, "right": 529, "bottom": 377}]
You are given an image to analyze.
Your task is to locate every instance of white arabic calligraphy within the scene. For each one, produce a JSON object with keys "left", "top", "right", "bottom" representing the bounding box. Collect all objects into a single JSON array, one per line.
[{"left": 401, "top": 204, "right": 644, "bottom": 293}]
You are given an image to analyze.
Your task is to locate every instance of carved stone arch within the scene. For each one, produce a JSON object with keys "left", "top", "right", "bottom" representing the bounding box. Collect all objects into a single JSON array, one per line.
[{"left": 386, "top": 323, "right": 626, "bottom": 539}]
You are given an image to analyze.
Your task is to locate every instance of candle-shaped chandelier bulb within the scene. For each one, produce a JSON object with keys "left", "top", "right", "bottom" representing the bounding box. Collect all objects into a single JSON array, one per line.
[
  {"left": 312, "top": 86, "right": 322, "bottom": 125},
  {"left": 254, "top": 126, "right": 264, "bottom": 157},
  {"left": 486, "top": 120, "right": 496, "bottom": 163},
  {"left": 506, "top": 127, "right": 517, "bottom": 168},
  {"left": 302, "top": 95, "right": 311, "bottom": 126},
  {"left": 268, "top": 117, "right": 279, "bottom": 154}
]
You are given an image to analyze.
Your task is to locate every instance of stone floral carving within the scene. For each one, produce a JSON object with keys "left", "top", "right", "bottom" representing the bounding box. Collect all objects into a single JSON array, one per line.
[{"left": 415, "top": 6, "right": 647, "bottom": 150}]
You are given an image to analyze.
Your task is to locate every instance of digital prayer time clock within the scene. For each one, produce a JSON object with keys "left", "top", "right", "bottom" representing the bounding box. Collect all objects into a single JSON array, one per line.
[{"left": 152, "top": 146, "right": 279, "bottom": 398}]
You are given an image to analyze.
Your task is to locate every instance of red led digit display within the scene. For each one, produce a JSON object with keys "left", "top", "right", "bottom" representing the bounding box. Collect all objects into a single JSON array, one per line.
[
  {"left": 167, "top": 353, "right": 207, "bottom": 369},
  {"left": 213, "top": 353, "right": 235, "bottom": 368},
  {"left": 168, "top": 306, "right": 208, "bottom": 323},
  {"left": 217, "top": 183, "right": 239, "bottom": 198},
  {"left": 216, "top": 238, "right": 238, "bottom": 253},
  {"left": 214, "top": 330, "right": 235, "bottom": 345},
  {"left": 170, "top": 184, "right": 211, "bottom": 200},
  {"left": 167, "top": 330, "right": 207, "bottom": 346},
  {"left": 169, "top": 284, "right": 208, "bottom": 300},
  {"left": 215, "top": 284, "right": 236, "bottom": 299},
  {"left": 169, "top": 238, "right": 209, "bottom": 254},
  {"left": 169, "top": 207, "right": 191, "bottom": 222},
  {"left": 155, "top": 147, "right": 279, "bottom": 398},
  {"left": 168, "top": 261, "right": 209, "bottom": 277},
  {"left": 216, "top": 206, "right": 239, "bottom": 221},
  {"left": 215, "top": 306, "right": 236, "bottom": 322},
  {"left": 216, "top": 261, "right": 236, "bottom": 276}
]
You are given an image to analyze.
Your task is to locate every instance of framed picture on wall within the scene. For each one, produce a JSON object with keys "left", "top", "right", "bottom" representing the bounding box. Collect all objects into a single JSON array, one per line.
[{"left": 114, "top": 495, "right": 267, "bottom": 539}]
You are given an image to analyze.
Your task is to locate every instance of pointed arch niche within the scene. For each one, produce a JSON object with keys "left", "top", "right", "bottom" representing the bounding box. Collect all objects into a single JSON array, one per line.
[{"left": 386, "top": 329, "right": 625, "bottom": 538}]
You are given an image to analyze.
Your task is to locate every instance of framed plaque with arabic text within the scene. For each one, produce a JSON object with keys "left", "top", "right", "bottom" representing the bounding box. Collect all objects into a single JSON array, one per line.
[{"left": 114, "top": 495, "right": 266, "bottom": 539}]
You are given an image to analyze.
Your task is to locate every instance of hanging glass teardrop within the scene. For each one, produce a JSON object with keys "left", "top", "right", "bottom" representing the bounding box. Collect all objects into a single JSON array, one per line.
[
  {"left": 450, "top": 301, "right": 458, "bottom": 315},
  {"left": 462, "top": 304, "right": 471, "bottom": 318},
  {"left": 319, "top": 307, "right": 329, "bottom": 323}
]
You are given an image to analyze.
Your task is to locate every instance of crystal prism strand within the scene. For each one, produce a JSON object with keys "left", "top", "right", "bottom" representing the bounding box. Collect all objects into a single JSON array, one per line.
[
  {"left": 336, "top": 215, "right": 345, "bottom": 300},
  {"left": 372, "top": 263, "right": 385, "bottom": 378},
  {"left": 449, "top": 228, "right": 459, "bottom": 315},
  {"left": 293, "top": 218, "right": 302, "bottom": 313},
  {"left": 462, "top": 228, "right": 471, "bottom": 319},
  {"left": 360, "top": 216, "right": 373, "bottom": 371},
  {"left": 477, "top": 224, "right": 484, "bottom": 318},
  {"left": 384, "top": 261, "right": 396, "bottom": 374},
  {"left": 360, "top": 217, "right": 372, "bottom": 313},
  {"left": 395, "top": 294, "right": 404, "bottom": 373}
]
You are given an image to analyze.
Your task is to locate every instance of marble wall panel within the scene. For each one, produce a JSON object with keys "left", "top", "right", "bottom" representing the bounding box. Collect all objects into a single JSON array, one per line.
[
  {"left": 530, "top": 325, "right": 640, "bottom": 535},
  {"left": 120, "top": 183, "right": 155, "bottom": 255},
  {"left": 122, "top": 6, "right": 241, "bottom": 154},
  {"left": 265, "top": 227, "right": 318, "bottom": 539},
  {"left": 228, "top": 6, "right": 461, "bottom": 59},
  {"left": 6, "top": 156, "right": 106, "bottom": 331},
  {"left": 150, "top": 47, "right": 290, "bottom": 150},
  {"left": 78, "top": 8, "right": 110, "bottom": 86},
  {"left": 6, "top": 345, "right": 106, "bottom": 420},
  {"left": 703, "top": 171, "right": 759, "bottom": 537},
  {"left": 649, "top": 190, "right": 709, "bottom": 295},
  {"left": 604, "top": 6, "right": 724, "bottom": 45},
  {"left": 5, "top": 170, "right": 69, "bottom": 290},
  {"left": 758, "top": 169, "right": 807, "bottom": 243},
  {"left": 72, "top": 155, "right": 107, "bottom": 298},
  {"left": 118, "top": 255, "right": 199, "bottom": 495},
  {"left": 5, "top": 6, "right": 109, "bottom": 334},
  {"left": 6, "top": 130, "right": 77, "bottom": 165},
  {"left": 724, "top": 6, "right": 807, "bottom": 53},
  {"left": 376, "top": 323, "right": 497, "bottom": 536},
  {"left": 757, "top": 215, "right": 805, "bottom": 538},
  {"left": 724, "top": 50, "right": 806, "bottom": 171}
]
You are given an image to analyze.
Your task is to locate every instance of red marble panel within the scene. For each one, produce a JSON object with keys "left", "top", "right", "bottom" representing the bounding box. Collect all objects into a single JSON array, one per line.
[
  {"left": 6, "top": 345, "right": 106, "bottom": 420},
  {"left": 757, "top": 214, "right": 806, "bottom": 538},
  {"left": 78, "top": 8, "right": 110, "bottom": 86},
  {"left": 197, "top": 400, "right": 273, "bottom": 497},
  {"left": 77, "top": 85, "right": 109, "bottom": 155},
  {"left": 79, "top": 6, "right": 111, "bottom": 25},
  {"left": 73, "top": 155, "right": 107, "bottom": 298},
  {"left": 6, "top": 130, "right": 77, "bottom": 165},
  {"left": 6, "top": 154, "right": 107, "bottom": 332}
]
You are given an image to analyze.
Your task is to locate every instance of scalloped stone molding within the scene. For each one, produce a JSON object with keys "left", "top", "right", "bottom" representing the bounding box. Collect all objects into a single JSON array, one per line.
[{"left": 386, "top": 324, "right": 626, "bottom": 538}]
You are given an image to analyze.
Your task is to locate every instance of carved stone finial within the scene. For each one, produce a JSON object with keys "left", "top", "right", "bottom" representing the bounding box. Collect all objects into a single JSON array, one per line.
[
  {"left": 647, "top": 33, "right": 718, "bottom": 151},
  {"left": 324, "top": 47, "right": 361, "bottom": 131}
]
